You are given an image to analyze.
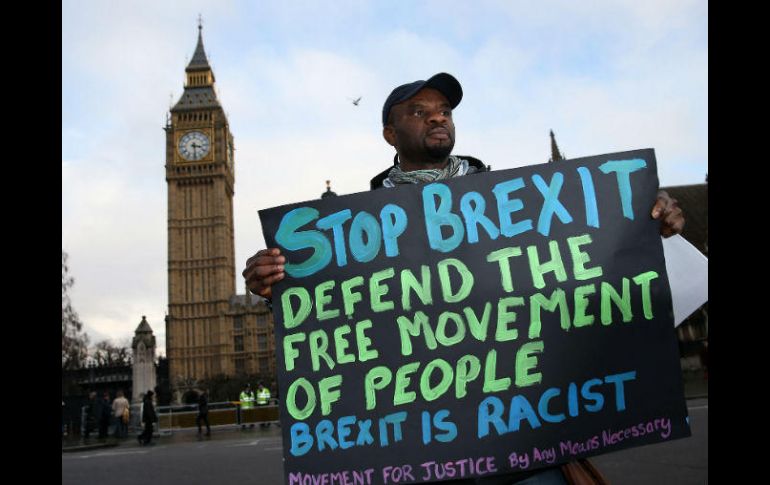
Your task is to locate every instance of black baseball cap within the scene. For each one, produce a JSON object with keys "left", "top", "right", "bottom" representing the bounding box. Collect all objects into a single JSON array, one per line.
[{"left": 382, "top": 72, "right": 462, "bottom": 125}]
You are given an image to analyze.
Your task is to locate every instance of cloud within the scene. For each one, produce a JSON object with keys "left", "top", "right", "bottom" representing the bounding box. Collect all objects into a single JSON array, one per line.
[
  {"left": 63, "top": 151, "right": 167, "bottom": 353},
  {"left": 63, "top": 0, "right": 707, "bottom": 358}
]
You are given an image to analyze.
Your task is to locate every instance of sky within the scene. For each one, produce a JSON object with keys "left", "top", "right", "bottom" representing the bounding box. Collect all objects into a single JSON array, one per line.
[{"left": 61, "top": 0, "right": 708, "bottom": 356}]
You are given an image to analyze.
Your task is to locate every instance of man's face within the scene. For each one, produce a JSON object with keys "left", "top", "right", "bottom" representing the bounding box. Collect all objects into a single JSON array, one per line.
[{"left": 384, "top": 88, "right": 455, "bottom": 163}]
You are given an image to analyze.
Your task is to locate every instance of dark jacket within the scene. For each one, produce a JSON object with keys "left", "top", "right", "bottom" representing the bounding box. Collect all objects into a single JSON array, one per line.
[
  {"left": 142, "top": 396, "right": 157, "bottom": 423},
  {"left": 369, "top": 155, "right": 490, "bottom": 190},
  {"left": 86, "top": 397, "right": 99, "bottom": 426},
  {"left": 198, "top": 394, "right": 209, "bottom": 415},
  {"left": 98, "top": 397, "right": 111, "bottom": 423},
  {"left": 368, "top": 155, "right": 564, "bottom": 485}
]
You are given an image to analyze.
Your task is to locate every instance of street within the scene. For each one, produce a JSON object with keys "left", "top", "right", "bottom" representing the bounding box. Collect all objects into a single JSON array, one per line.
[
  {"left": 592, "top": 398, "right": 707, "bottom": 484},
  {"left": 62, "top": 427, "right": 286, "bottom": 484},
  {"left": 62, "top": 399, "right": 707, "bottom": 485}
]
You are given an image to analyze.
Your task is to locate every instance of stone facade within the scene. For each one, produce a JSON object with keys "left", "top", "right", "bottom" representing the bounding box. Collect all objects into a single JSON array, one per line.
[
  {"left": 164, "top": 26, "right": 276, "bottom": 395},
  {"left": 132, "top": 316, "right": 157, "bottom": 402}
]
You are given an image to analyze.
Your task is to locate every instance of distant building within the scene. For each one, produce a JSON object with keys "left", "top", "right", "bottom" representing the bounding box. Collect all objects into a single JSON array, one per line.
[
  {"left": 321, "top": 180, "right": 338, "bottom": 199},
  {"left": 61, "top": 316, "right": 170, "bottom": 435}
]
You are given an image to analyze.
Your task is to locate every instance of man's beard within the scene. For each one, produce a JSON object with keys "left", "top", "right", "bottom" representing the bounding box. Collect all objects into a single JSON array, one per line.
[{"left": 425, "top": 141, "right": 454, "bottom": 160}]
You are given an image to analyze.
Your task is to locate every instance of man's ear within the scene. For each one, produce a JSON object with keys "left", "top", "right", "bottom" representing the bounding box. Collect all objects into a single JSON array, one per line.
[{"left": 383, "top": 125, "right": 396, "bottom": 147}]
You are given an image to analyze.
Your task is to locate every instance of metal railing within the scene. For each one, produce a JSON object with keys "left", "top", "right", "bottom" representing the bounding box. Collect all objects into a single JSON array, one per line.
[
  {"left": 80, "top": 399, "right": 280, "bottom": 436},
  {"left": 156, "top": 399, "right": 280, "bottom": 435}
]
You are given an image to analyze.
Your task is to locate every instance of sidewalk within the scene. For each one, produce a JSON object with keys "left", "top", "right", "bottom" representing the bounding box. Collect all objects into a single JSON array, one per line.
[
  {"left": 682, "top": 368, "right": 708, "bottom": 399},
  {"left": 62, "top": 421, "right": 282, "bottom": 452},
  {"left": 64, "top": 383, "right": 708, "bottom": 454},
  {"left": 64, "top": 372, "right": 706, "bottom": 453},
  {"left": 64, "top": 404, "right": 705, "bottom": 485}
]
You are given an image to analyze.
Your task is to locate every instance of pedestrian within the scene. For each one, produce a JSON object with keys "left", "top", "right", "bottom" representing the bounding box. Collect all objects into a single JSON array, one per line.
[
  {"left": 138, "top": 390, "right": 157, "bottom": 446},
  {"left": 239, "top": 384, "right": 256, "bottom": 429},
  {"left": 197, "top": 389, "right": 211, "bottom": 437},
  {"left": 112, "top": 389, "right": 130, "bottom": 438},
  {"left": 256, "top": 382, "right": 271, "bottom": 428},
  {"left": 84, "top": 391, "right": 98, "bottom": 440},
  {"left": 242, "top": 73, "right": 686, "bottom": 484},
  {"left": 98, "top": 390, "right": 111, "bottom": 439}
]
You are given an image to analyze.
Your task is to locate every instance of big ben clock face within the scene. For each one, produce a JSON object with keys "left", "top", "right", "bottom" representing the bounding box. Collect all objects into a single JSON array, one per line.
[{"left": 178, "top": 131, "right": 211, "bottom": 161}]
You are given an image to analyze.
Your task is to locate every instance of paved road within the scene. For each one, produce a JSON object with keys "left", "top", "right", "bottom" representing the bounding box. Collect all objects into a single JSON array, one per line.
[
  {"left": 62, "top": 426, "right": 286, "bottom": 484},
  {"left": 592, "top": 398, "right": 707, "bottom": 484},
  {"left": 62, "top": 399, "right": 707, "bottom": 485}
]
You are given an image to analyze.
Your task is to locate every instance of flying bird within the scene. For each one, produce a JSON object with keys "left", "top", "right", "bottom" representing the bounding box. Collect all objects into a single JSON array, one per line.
[{"left": 349, "top": 96, "right": 362, "bottom": 106}]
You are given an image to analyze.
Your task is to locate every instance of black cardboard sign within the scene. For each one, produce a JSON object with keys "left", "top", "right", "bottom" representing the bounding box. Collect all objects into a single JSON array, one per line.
[{"left": 259, "top": 149, "right": 691, "bottom": 484}]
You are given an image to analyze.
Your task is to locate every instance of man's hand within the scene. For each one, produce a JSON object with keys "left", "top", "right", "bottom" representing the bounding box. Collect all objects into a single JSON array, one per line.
[
  {"left": 652, "top": 190, "right": 685, "bottom": 238},
  {"left": 242, "top": 248, "right": 285, "bottom": 299}
]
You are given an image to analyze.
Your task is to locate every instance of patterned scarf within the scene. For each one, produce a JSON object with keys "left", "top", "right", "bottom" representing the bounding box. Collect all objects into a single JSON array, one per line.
[{"left": 387, "top": 155, "right": 464, "bottom": 185}]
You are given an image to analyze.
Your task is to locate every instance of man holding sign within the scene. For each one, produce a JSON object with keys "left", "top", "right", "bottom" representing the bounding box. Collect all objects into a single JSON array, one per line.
[
  {"left": 244, "top": 72, "right": 683, "bottom": 298},
  {"left": 243, "top": 73, "right": 686, "bottom": 485}
]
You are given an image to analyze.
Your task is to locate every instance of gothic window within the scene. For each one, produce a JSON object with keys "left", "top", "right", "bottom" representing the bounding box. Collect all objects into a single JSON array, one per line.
[{"left": 234, "top": 335, "right": 244, "bottom": 352}]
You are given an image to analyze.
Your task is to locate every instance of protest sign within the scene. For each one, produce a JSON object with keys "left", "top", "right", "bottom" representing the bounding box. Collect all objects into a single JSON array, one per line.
[{"left": 259, "top": 149, "right": 691, "bottom": 484}]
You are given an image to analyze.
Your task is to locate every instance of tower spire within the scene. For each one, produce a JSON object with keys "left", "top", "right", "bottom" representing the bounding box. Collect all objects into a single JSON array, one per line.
[
  {"left": 188, "top": 17, "right": 211, "bottom": 70},
  {"left": 172, "top": 19, "right": 219, "bottom": 110},
  {"left": 548, "top": 129, "right": 565, "bottom": 163}
]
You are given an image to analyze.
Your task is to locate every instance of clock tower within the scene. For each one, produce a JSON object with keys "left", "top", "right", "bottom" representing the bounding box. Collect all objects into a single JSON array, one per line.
[{"left": 164, "top": 23, "right": 236, "bottom": 384}]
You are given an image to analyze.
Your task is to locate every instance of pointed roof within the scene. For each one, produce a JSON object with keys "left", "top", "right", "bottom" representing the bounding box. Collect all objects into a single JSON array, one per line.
[
  {"left": 548, "top": 130, "right": 565, "bottom": 163},
  {"left": 171, "top": 22, "right": 221, "bottom": 113},
  {"left": 132, "top": 316, "right": 156, "bottom": 349},
  {"left": 171, "top": 87, "right": 221, "bottom": 111},
  {"left": 186, "top": 22, "right": 211, "bottom": 71},
  {"left": 135, "top": 315, "right": 153, "bottom": 334}
]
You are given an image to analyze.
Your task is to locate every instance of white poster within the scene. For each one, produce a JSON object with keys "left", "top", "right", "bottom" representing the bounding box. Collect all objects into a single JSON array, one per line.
[{"left": 662, "top": 234, "right": 708, "bottom": 326}]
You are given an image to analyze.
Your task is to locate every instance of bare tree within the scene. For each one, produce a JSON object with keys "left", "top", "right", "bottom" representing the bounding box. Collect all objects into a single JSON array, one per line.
[
  {"left": 62, "top": 251, "right": 89, "bottom": 369},
  {"left": 92, "top": 339, "right": 132, "bottom": 366}
]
